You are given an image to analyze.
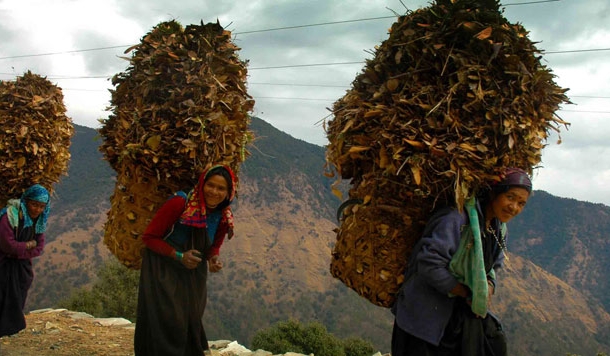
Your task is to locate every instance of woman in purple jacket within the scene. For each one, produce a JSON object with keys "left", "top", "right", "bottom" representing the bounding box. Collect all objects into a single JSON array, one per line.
[
  {"left": 0, "top": 184, "right": 49, "bottom": 337},
  {"left": 391, "top": 168, "right": 532, "bottom": 356}
]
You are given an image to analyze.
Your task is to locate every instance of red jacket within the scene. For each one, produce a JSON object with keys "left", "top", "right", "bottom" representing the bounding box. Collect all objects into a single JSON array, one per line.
[{"left": 140, "top": 195, "right": 229, "bottom": 259}]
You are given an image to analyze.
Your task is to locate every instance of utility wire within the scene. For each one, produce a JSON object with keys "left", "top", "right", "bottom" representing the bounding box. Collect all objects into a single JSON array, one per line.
[
  {"left": 504, "top": 0, "right": 560, "bottom": 5},
  {"left": 0, "top": 45, "right": 131, "bottom": 60},
  {"left": 0, "top": 15, "right": 396, "bottom": 60},
  {"left": 545, "top": 48, "right": 610, "bottom": 54},
  {"left": 249, "top": 62, "right": 364, "bottom": 70},
  {"left": 234, "top": 16, "right": 396, "bottom": 34},
  {"left": 3, "top": 44, "right": 608, "bottom": 68},
  {"left": 0, "top": 1, "right": 566, "bottom": 60},
  {"left": 561, "top": 110, "right": 610, "bottom": 114},
  {"left": 250, "top": 82, "right": 346, "bottom": 88},
  {"left": 255, "top": 96, "right": 332, "bottom": 101},
  {"left": 42, "top": 88, "right": 610, "bottom": 102}
]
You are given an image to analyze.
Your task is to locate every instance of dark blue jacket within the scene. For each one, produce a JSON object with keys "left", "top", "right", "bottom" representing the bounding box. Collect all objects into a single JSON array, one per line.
[{"left": 392, "top": 202, "right": 505, "bottom": 345}]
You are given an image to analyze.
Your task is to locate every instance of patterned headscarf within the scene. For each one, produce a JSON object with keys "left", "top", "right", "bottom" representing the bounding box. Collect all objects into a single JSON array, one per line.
[
  {"left": 179, "top": 165, "right": 237, "bottom": 229},
  {"left": 495, "top": 167, "right": 533, "bottom": 193},
  {"left": 0, "top": 184, "right": 50, "bottom": 233}
]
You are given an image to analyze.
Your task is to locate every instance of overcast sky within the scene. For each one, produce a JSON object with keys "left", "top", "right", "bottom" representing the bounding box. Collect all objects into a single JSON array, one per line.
[{"left": 1, "top": 0, "right": 609, "bottom": 206}]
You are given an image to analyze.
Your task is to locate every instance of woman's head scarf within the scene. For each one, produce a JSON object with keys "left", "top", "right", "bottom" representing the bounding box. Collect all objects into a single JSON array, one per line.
[
  {"left": 493, "top": 167, "right": 533, "bottom": 193},
  {"left": 179, "top": 165, "right": 237, "bottom": 229},
  {"left": 0, "top": 184, "right": 50, "bottom": 233}
]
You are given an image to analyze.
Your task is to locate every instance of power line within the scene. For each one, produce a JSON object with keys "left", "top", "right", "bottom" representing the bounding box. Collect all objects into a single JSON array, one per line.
[
  {"left": 0, "top": 2, "right": 569, "bottom": 61},
  {"left": 546, "top": 48, "right": 610, "bottom": 54},
  {"left": 0, "top": 46, "right": 131, "bottom": 60},
  {"left": 570, "top": 95, "right": 610, "bottom": 99},
  {"left": 13, "top": 81, "right": 610, "bottom": 101},
  {"left": 255, "top": 96, "right": 332, "bottom": 102},
  {"left": 3, "top": 44, "right": 607, "bottom": 63},
  {"left": 249, "top": 62, "right": 363, "bottom": 70},
  {"left": 0, "top": 15, "right": 397, "bottom": 60},
  {"left": 561, "top": 109, "right": 610, "bottom": 114},
  {"left": 234, "top": 16, "right": 396, "bottom": 35},
  {"left": 250, "top": 82, "right": 346, "bottom": 88},
  {"left": 504, "top": 0, "right": 560, "bottom": 5}
]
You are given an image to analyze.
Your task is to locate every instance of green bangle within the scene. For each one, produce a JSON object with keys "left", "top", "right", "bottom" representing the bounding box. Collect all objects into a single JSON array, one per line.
[{"left": 175, "top": 251, "right": 183, "bottom": 261}]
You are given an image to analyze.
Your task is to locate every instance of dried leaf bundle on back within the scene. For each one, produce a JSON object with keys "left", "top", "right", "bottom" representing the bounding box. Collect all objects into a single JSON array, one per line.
[
  {"left": 99, "top": 20, "right": 254, "bottom": 269},
  {"left": 325, "top": 0, "right": 570, "bottom": 307},
  {"left": 0, "top": 71, "right": 74, "bottom": 205}
]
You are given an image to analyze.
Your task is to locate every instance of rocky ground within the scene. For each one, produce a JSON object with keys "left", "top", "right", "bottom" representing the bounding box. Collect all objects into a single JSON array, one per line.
[
  {"left": 0, "top": 309, "right": 135, "bottom": 356},
  {"left": 1, "top": 309, "right": 377, "bottom": 356}
]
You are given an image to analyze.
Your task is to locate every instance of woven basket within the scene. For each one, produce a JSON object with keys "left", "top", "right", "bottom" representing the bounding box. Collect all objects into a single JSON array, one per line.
[
  {"left": 330, "top": 179, "right": 431, "bottom": 308},
  {"left": 103, "top": 162, "right": 184, "bottom": 269}
]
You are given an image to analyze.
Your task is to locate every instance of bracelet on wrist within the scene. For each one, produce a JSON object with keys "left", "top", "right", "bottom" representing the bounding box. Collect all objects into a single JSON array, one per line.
[{"left": 175, "top": 251, "right": 183, "bottom": 261}]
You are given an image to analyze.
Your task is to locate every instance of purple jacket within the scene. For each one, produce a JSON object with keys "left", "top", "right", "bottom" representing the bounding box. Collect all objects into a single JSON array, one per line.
[
  {"left": 0, "top": 214, "right": 45, "bottom": 262},
  {"left": 392, "top": 204, "right": 504, "bottom": 346}
]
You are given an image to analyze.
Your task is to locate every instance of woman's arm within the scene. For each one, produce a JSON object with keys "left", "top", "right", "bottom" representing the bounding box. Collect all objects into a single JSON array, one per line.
[
  {"left": 416, "top": 210, "right": 466, "bottom": 296},
  {"left": 20, "top": 233, "right": 45, "bottom": 259},
  {"left": 141, "top": 196, "right": 185, "bottom": 257},
  {"left": 0, "top": 215, "right": 34, "bottom": 258}
]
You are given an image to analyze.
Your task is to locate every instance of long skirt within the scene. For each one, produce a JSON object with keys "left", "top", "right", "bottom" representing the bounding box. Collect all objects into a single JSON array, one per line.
[
  {"left": 392, "top": 299, "right": 507, "bottom": 356},
  {"left": 0, "top": 257, "right": 33, "bottom": 337},
  {"left": 134, "top": 241, "right": 209, "bottom": 356}
]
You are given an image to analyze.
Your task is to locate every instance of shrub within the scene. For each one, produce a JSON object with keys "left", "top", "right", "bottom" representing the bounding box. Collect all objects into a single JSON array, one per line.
[
  {"left": 342, "top": 337, "right": 376, "bottom": 356},
  {"left": 251, "top": 319, "right": 345, "bottom": 356}
]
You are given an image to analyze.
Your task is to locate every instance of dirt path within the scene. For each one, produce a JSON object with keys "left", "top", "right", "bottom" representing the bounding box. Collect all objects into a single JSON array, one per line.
[{"left": 0, "top": 309, "right": 134, "bottom": 356}]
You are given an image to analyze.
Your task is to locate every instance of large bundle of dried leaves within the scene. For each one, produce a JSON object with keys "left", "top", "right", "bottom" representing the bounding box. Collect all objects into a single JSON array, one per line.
[
  {"left": 325, "top": 0, "right": 570, "bottom": 307},
  {"left": 99, "top": 20, "right": 254, "bottom": 269},
  {"left": 0, "top": 71, "right": 74, "bottom": 206}
]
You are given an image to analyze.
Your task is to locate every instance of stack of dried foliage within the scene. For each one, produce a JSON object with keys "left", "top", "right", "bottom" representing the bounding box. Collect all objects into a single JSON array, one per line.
[
  {"left": 0, "top": 71, "right": 74, "bottom": 206},
  {"left": 325, "top": 0, "right": 571, "bottom": 307},
  {"left": 99, "top": 20, "right": 254, "bottom": 269}
]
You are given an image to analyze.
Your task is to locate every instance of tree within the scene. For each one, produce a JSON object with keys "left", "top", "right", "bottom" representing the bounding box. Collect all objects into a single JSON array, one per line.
[{"left": 58, "top": 258, "right": 139, "bottom": 321}]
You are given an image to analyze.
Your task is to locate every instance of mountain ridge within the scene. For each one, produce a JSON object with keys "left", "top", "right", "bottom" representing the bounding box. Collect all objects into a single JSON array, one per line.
[{"left": 25, "top": 119, "right": 610, "bottom": 355}]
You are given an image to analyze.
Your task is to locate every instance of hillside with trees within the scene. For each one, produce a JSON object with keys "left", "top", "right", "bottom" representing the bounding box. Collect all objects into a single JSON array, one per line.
[{"left": 25, "top": 120, "right": 610, "bottom": 355}]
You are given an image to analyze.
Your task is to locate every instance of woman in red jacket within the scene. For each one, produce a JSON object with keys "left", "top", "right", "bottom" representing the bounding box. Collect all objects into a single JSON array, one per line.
[{"left": 134, "top": 165, "right": 237, "bottom": 356}]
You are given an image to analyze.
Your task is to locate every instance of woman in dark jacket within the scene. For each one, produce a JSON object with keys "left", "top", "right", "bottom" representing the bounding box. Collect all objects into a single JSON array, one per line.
[
  {"left": 0, "top": 184, "right": 50, "bottom": 337},
  {"left": 392, "top": 167, "right": 532, "bottom": 356},
  {"left": 134, "top": 165, "right": 237, "bottom": 356}
]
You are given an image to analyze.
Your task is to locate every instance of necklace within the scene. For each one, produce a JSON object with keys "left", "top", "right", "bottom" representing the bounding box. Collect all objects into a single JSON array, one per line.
[{"left": 486, "top": 225, "right": 509, "bottom": 261}]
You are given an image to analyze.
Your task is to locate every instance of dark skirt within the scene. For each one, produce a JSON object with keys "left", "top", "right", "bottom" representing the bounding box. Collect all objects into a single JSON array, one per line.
[
  {"left": 0, "top": 257, "right": 33, "bottom": 337},
  {"left": 392, "top": 299, "right": 507, "bottom": 356},
  {"left": 134, "top": 230, "right": 210, "bottom": 356}
]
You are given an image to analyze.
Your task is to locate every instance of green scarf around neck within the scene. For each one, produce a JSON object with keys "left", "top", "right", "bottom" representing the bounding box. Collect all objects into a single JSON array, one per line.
[{"left": 449, "top": 197, "right": 489, "bottom": 317}]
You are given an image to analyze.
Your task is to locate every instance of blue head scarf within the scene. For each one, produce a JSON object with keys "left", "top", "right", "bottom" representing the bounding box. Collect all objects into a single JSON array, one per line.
[{"left": 0, "top": 184, "right": 50, "bottom": 233}]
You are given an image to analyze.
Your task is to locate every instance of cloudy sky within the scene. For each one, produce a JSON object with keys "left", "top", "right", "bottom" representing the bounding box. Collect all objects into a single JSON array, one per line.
[{"left": 1, "top": 0, "right": 609, "bottom": 206}]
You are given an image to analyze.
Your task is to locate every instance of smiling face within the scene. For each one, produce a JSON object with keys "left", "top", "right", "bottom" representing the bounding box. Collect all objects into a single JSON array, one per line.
[
  {"left": 203, "top": 174, "right": 229, "bottom": 209},
  {"left": 486, "top": 186, "right": 530, "bottom": 223}
]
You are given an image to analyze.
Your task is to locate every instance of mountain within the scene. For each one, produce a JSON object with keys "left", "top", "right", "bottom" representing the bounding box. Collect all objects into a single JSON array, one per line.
[
  {"left": 507, "top": 191, "right": 610, "bottom": 312},
  {"left": 25, "top": 119, "right": 610, "bottom": 355}
]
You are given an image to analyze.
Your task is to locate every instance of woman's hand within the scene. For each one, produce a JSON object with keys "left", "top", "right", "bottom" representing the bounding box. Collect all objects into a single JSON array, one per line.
[
  {"left": 208, "top": 255, "right": 223, "bottom": 272},
  {"left": 25, "top": 240, "right": 37, "bottom": 249},
  {"left": 181, "top": 249, "right": 203, "bottom": 269},
  {"left": 450, "top": 282, "right": 471, "bottom": 299}
]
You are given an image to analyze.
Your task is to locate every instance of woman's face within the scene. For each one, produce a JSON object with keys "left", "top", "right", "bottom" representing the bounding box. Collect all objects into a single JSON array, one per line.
[
  {"left": 26, "top": 199, "right": 47, "bottom": 219},
  {"left": 486, "top": 186, "right": 530, "bottom": 223},
  {"left": 203, "top": 174, "right": 229, "bottom": 209}
]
